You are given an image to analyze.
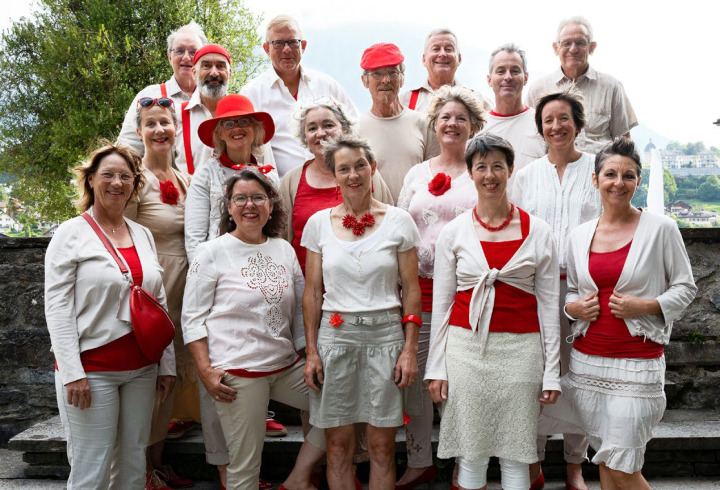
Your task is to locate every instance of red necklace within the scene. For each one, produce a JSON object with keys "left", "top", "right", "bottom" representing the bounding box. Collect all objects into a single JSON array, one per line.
[
  {"left": 342, "top": 212, "right": 376, "bottom": 236},
  {"left": 473, "top": 204, "right": 515, "bottom": 232}
]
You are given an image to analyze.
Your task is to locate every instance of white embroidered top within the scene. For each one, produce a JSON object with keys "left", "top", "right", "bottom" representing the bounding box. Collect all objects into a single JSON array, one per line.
[
  {"left": 397, "top": 160, "right": 477, "bottom": 278},
  {"left": 182, "top": 234, "right": 305, "bottom": 372},
  {"left": 511, "top": 152, "right": 602, "bottom": 270},
  {"left": 301, "top": 206, "right": 421, "bottom": 313}
]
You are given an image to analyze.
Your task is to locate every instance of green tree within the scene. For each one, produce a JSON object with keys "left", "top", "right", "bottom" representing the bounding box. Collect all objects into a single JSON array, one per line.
[
  {"left": 663, "top": 168, "right": 677, "bottom": 203},
  {"left": 0, "top": 0, "right": 265, "bottom": 221},
  {"left": 698, "top": 175, "right": 720, "bottom": 201}
]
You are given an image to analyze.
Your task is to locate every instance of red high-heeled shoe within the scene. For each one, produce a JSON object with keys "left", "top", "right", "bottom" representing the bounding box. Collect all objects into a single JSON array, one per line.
[
  {"left": 565, "top": 478, "right": 581, "bottom": 490},
  {"left": 395, "top": 466, "right": 437, "bottom": 490},
  {"left": 530, "top": 471, "right": 545, "bottom": 490}
]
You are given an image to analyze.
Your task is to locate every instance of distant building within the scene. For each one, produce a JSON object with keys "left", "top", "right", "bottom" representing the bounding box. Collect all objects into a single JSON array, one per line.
[
  {"left": 669, "top": 201, "right": 693, "bottom": 214},
  {"left": 679, "top": 210, "right": 718, "bottom": 225},
  {"left": 0, "top": 212, "right": 19, "bottom": 233}
]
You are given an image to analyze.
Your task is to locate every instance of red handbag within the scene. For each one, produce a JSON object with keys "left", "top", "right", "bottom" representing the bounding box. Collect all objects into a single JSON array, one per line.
[{"left": 82, "top": 212, "right": 175, "bottom": 363}]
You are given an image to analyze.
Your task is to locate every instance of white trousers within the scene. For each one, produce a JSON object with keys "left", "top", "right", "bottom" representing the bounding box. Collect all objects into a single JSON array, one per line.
[
  {"left": 55, "top": 364, "right": 157, "bottom": 489},
  {"left": 457, "top": 456, "right": 529, "bottom": 490}
]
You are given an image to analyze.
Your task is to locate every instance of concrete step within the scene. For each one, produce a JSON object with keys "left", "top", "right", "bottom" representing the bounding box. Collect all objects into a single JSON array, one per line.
[{"left": 8, "top": 410, "right": 720, "bottom": 481}]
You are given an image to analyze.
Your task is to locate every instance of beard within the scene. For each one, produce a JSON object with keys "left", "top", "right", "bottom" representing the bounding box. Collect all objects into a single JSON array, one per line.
[{"left": 198, "top": 75, "right": 228, "bottom": 99}]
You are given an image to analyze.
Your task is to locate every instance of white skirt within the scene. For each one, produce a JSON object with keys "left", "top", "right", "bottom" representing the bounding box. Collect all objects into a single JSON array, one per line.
[
  {"left": 541, "top": 349, "right": 666, "bottom": 474},
  {"left": 438, "top": 328, "right": 544, "bottom": 463}
]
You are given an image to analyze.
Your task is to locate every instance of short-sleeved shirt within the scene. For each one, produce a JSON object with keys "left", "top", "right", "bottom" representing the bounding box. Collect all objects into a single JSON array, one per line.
[{"left": 301, "top": 206, "right": 420, "bottom": 313}]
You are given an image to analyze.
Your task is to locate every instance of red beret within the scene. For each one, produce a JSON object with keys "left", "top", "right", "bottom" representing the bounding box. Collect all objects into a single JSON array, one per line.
[
  {"left": 360, "top": 43, "right": 404, "bottom": 71},
  {"left": 193, "top": 44, "right": 232, "bottom": 66}
]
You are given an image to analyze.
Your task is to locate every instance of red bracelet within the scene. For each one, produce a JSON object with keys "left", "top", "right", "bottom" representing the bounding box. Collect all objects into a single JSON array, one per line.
[{"left": 402, "top": 314, "right": 422, "bottom": 326}]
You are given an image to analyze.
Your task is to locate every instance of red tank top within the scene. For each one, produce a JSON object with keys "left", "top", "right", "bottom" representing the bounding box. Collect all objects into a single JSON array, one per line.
[{"left": 573, "top": 241, "right": 663, "bottom": 359}]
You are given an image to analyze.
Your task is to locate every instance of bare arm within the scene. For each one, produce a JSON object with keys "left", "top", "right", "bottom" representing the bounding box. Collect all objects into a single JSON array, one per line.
[
  {"left": 396, "top": 247, "right": 421, "bottom": 388},
  {"left": 302, "top": 250, "right": 325, "bottom": 392}
]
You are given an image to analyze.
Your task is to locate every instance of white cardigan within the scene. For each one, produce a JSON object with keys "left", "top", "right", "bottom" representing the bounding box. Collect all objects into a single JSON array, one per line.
[
  {"left": 425, "top": 211, "right": 562, "bottom": 392},
  {"left": 565, "top": 211, "right": 697, "bottom": 345},
  {"left": 44, "top": 209, "right": 174, "bottom": 385}
]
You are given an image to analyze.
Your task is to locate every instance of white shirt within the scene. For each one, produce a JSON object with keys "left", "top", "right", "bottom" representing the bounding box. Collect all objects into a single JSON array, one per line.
[
  {"left": 174, "top": 89, "right": 276, "bottom": 175},
  {"left": 400, "top": 79, "right": 493, "bottom": 114},
  {"left": 511, "top": 153, "right": 602, "bottom": 271},
  {"left": 425, "top": 211, "right": 561, "bottom": 392},
  {"left": 183, "top": 234, "right": 305, "bottom": 371},
  {"left": 184, "top": 156, "right": 280, "bottom": 263},
  {"left": 241, "top": 66, "right": 358, "bottom": 177},
  {"left": 480, "top": 108, "right": 547, "bottom": 187},
  {"left": 566, "top": 211, "right": 697, "bottom": 345},
  {"left": 45, "top": 210, "right": 174, "bottom": 385},
  {"left": 301, "top": 206, "right": 421, "bottom": 313}
]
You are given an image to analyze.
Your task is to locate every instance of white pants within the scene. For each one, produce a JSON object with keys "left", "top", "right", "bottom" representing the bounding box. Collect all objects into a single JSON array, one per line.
[
  {"left": 55, "top": 364, "right": 157, "bottom": 489},
  {"left": 457, "top": 456, "right": 529, "bottom": 490},
  {"left": 214, "top": 362, "right": 325, "bottom": 490},
  {"left": 198, "top": 375, "right": 231, "bottom": 465}
]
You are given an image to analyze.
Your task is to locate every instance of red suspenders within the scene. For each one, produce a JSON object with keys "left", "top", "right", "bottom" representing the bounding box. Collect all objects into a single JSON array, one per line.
[
  {"left": 181, "top": 101, "right": 194, "bottom": 175},
  {"left": 408, "top": 89, "right": 420, "bottom": 110},
  {"left": 159, "top": 83, "right": 167, "bottom": 98}
]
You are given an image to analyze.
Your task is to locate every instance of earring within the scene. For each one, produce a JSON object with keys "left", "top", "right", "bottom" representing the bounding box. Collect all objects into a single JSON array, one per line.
[
  {"left": 371, "top": 181, "right": 374, "bottom": 193},
  {"left": 229, "top": 216, "right": 234, "bottom": 221}
]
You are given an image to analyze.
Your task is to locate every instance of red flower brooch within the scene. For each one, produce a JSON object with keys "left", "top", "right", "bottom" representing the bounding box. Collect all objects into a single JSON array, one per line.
[
  {"left": 329, "top": 313, "right": 344, "bottom": 328},
  {"left": 159, "top": 180, "right": 180, "bottom": 205},
  {"left": 403, "top": 412, "right": 411, "bottom": 426},
  {"left": 342, "top": 213, "right": 375, "bottom": 236},
  {"left": 428, "top": 173, "right": 452, "bottom": 196}
]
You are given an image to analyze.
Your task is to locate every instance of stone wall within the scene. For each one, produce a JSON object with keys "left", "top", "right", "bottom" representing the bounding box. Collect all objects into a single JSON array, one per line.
[{"left": 0, "top": 229, "right": 718, "bottom": 445}]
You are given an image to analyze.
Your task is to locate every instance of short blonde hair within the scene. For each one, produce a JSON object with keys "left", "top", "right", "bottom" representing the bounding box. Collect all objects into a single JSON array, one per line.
[
  {"left": 427, "top": 85, "right": 486, "bottom": 135},
  {"left": 265, "top": 15, "right": 303, "bottom": 40},
  {"left": 73, "top": 141, "right": 144, "bottom": 212}
]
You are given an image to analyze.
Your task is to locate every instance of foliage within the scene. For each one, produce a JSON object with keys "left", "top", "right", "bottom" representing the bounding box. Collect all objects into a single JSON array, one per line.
[
  {"left": 632, "top": 167, "right": 677, "bottom": 207},
  {"left": 697, "top": 175, "right": 720, "bottom": 201},
  {"left": 685, "top": 331, "right": 707, "bottom": 344},
  {"left": 666, "top": 141, "right": 708, "bottom": 155},
  {"left": 0, "top": 0, "right": 265, "bottom": 221}
]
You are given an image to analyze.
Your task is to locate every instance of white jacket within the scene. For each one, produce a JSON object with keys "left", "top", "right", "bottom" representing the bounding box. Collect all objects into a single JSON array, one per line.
[
  {"left": 45, "top": 209, "right": 174, "bottom": 385},
  {"left": 565, "top": 211, "right": 697, "bottom": 345}
]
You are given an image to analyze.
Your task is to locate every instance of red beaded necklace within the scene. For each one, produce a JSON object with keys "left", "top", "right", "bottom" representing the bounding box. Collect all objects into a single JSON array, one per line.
[
  {"left": 342, "top": 212, "right": 376, "bottom": 236},
  {"left": 473, "top": 203, "right": 515, "bottom": 232}
]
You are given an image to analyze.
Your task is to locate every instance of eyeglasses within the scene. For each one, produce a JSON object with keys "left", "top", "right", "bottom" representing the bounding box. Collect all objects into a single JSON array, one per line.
[
  {"left": 368, "top": 70, "right": 402, "bottom": 81},
  {"left": 171, "top": 47, "right": 197, "bottom": 58},
  {"left": 231, "top": 194, "right": 269, "bottom": 206},
  {"left": 137, "top": 97, "right": 174, "bottom": 110},
  {"left": 97, "top": 171, "right": 135, "bottom": 183},
  {"left": 269, "top": 39, "right": 303, "bottom": 50},
  {"left": 558, "top": 38, "right": 590, "bottom": 49},
  {"left": 220, "top": 118, "right": 252, "bottom": 130}
]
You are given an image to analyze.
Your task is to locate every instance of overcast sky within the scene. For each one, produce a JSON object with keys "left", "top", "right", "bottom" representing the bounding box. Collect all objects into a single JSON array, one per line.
[{"left": 4, "top": 0, "right": 719, "bottom": 149}]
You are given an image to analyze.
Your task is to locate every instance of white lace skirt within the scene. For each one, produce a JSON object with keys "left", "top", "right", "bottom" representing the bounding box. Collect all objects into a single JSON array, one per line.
[
  {"left": 438, "top": 328, "right": 544, "bottom": 463},
  {"left": 560, "top": 349, "right": 666, "bottom": 474}
]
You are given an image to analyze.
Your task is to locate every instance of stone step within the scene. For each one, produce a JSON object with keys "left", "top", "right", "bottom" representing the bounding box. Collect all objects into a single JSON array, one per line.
[{"left": 8, "top": 410, "right": 720, "bottom": 481}]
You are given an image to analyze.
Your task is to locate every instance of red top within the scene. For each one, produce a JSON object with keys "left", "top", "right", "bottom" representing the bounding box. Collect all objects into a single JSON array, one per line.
[
  {"left": 418, "top": 277, "right": 434, "bottom": 312},
  {"left": 489, "top": 107, "right": 530, "bottom": 117},
  {"left": 573, "top": 241, "right": 664, "bottom": 359},
  {"left": 77, "top": 246, "right": 153, "bottom": 372},
  {"left": 292, "top": 163, "right": 341, "bottom": 273},
  {"left": 449, "top": 209, "right": 540, "bottom": 333}
]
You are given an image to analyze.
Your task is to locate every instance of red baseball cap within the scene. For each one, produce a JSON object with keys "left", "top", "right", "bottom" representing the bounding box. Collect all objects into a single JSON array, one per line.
[
  {"left": 193, "top": 44, "right": 232, "bottom": 66},
  {"left": 197, "top": 95, "right": 275, "bottom": 148},
  {"left": 360, "top": 43, "right": 404, "bottom": 70}
]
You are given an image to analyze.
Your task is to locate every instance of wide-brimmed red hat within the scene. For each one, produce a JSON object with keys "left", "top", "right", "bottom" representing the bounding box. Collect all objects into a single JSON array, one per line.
[
  {"left": 197, "top": 95, "right": 275, "bottom": 148},
  {"left": 360, "top": 43, "right": 405, "bottom": 70}
]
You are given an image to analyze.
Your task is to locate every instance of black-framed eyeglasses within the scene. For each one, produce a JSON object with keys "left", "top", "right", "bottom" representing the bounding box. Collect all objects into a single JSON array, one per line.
[
  {"left": 137, "top": 97, "right": 174, "bottom": 110},
  {"left": 269, "top": 39, "right": 303, "bottom": 50},
  {"left": 220, "top": 118, "right": 252, "bottom": 130},
  {"left": 231, "top": 194, "right": 269, "bottom": 206}
]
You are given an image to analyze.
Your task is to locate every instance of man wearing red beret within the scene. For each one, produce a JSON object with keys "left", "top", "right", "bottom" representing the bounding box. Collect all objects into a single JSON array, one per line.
[{"left": 357, "top": 43, "right": 438, "bottom": 202}]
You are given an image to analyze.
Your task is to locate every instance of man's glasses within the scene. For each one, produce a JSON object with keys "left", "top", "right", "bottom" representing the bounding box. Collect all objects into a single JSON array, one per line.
[
  {"left": 558, "top": 38, "right": 590, "bottom": 49},
  {"left": 269, "top": 39, "right": 303, "bottom": 50},
  {"left": 172, "top": 48, "right": 197, "bottom": 57},
  {"left": 368, "top": 70, "right": 402, "bottom": 81}
]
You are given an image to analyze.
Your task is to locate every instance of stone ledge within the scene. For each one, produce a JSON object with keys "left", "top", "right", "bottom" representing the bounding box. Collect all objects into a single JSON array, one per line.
[{"left": 665, "top": 341, "right": 720, "bottom": 366}]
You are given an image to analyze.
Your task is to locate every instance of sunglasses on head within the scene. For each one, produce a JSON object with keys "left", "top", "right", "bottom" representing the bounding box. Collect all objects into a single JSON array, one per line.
[{"left": 137, "top": 97, "right": 174, "bottom": 110}]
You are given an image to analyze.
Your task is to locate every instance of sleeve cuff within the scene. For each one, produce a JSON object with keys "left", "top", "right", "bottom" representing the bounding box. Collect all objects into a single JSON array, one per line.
[{"left": 182, "top": 325, "right": 208, "bottom": 345}]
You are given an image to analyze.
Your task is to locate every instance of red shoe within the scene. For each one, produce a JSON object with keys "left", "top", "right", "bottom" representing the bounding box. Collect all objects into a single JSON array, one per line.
[
  {"left": 395, "top": 466, "right": 437, "bottom": 489},
  {"left": 157, "top": 465, "right": 193, "bottom": 488},
  {"left": 166, "top": 420, "right": 197, "bottom": 440},
  {"left": 530, "top": 471, "right": 545, "bottom": 490},
  {"left": 450, "top": 486, "right": 458, "bottom": 490},
  {"left": 355, "top": 475, "right": 362, "bottom": 490},
  {"left": 259, "top": 478, "right": 274, "bottom": 489},
  {"left": 266, "top": 411, "right": 288, "bottom": 437},
  {"left": 146, "top": 470, "right": 172, "bottom": 490},
  {"left": 565, "top": 478, "right": 581, "bottom": 490}
]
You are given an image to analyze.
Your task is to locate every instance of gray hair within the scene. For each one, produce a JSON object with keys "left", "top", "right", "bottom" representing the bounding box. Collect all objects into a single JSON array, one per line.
[
  {"left": 594, "top": 137, "right": 642, "bottom": 176},
  {"left": 362, "top": 63, "right": 405, "bottom": 78},
  {"left": 166, "top": 21, "right": 208, "bottom": 55},
  {"left": 265, "top": 14, "right": 303, "bottom": 41},
  {"left": 323, "top": 134, "right": 376, "bottom": 174},
  {"left": 424, "top": 28, "right": 459, "bottom": 52},
  {"left": 488, "top": 43, "right": 528, "bottom": 73},
  {"left": 212, "top": 117, "right": 266, "bottom": 156},
  {"left": 557, "top": 16, "right": 594, "bottom": 42},
  {"left": 465, "top": 133, "right": 515, "bottom": 171},
  {"left": 290, "top": 96, "right": 355, "bottom": 148},
  {"left": 427, "top": 85, "right": 486, "bottom": 135}
]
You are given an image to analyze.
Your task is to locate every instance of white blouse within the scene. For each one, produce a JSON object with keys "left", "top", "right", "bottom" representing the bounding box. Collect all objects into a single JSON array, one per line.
[
  {"left": 511, "top": 153, "right": 602, "bottom": 270},
  {"left": 397, "top": 161, "right": 478, "bottom": 278},
  {"left": 182, "top": 234, "right": 304, "bottom": 372},
  {"left": 45, "top": 209, "right": 173, "bottom": 385},
  {"left": 566, "top": 211, "right": 697, "bottom": 345},
  {"left": 424, "top": 211, "right": 562, "bottom": 392},
  {"left": 301, "top": 206, "right": 421, "bottom": 313}
]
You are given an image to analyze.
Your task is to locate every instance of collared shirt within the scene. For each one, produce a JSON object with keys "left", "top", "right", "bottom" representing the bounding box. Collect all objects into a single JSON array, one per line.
[
  {"left": 525, "top": 66, "right": 638, "bottom": 154},
  {"left": 400, "top": 79, "right": 493, "bottom": 114},
  {"left": 117, "top": 76, "right": 191, "bottom": 155},
  {"left": 240, "top": 66, "right": 358, "bottom": 177},
  {"left": 173, "top": 89, "right": 276, "bottom": 175}
]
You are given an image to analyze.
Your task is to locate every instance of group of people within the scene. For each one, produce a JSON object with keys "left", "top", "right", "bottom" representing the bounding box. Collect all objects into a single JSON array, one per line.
[{"left": 43, "top": 12, "right": 698, "bottom": 490}]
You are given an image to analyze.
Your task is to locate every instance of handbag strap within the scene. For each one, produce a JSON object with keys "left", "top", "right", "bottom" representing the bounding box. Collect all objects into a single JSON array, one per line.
[{"left": 81, "top": 212, "right": 129, "bottom": 275}]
